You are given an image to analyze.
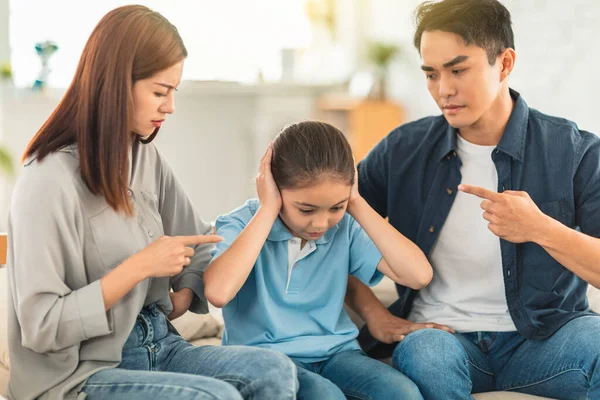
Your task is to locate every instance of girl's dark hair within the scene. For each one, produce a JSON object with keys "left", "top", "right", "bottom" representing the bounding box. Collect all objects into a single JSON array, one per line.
[
  {"left": 414, "top": 0, "right": 514, "bottom": 64},
  {"left": 23, "top": 5, "right": 187, "bottom": 215},
  {"left": 271, "top": 121, "right": 355, "bottom": 190}
]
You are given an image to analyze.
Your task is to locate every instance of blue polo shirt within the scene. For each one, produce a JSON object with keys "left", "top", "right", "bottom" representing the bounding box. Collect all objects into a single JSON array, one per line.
[
  {"left": 357, "top": 89, "right": 600, "bottom": 355},
  {"left": 211, "top": 199, "right": 384, "bottom": 362}
]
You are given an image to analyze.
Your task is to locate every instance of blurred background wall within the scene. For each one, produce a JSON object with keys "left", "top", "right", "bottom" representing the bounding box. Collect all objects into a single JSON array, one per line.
[{"left": 0, "top": 0, "right": 598, "bottom": 228}]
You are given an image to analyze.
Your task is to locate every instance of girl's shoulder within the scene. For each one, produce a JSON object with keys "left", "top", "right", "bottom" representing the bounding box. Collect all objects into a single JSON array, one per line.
[{"left": 216, "top": 198, "right": 260, "bottom": 226}]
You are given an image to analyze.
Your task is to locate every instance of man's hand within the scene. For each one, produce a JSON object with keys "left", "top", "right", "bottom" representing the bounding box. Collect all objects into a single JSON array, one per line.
[
  {"left": 367, "top": 311, "right": 454, "bottom": 344},
  {"left": 168, "top": 288, "right": 194, "bottom": 320},
  {"left": 458, "top": 184, "right": 550, "bottom": 244}
]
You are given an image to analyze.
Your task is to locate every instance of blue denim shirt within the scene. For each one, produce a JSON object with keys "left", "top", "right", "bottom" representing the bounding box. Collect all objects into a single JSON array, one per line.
[{"left": 357, "top": 89, "right": 600, "bottom": 354}]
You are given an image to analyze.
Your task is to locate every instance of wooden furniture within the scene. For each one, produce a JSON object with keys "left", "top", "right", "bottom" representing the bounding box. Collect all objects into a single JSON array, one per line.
[
  {"left": 317, "top": 95, "right": 405, "bottom": 162},
  {"left": 0, "top": 233, "right": 6, "bottom": 265}
]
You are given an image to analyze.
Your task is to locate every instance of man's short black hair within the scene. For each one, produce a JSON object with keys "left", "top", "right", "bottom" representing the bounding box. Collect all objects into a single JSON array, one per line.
[{"left": 414, "top": 0, "right": 515, "bottom": 64}]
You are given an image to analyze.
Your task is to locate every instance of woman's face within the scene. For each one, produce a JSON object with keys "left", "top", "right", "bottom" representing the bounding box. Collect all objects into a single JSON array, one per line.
[{"left": 131, "top": 61, "right": 184, "bottom": 137}]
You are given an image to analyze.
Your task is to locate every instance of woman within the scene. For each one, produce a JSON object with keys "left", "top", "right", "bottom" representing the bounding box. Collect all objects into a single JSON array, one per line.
[{"left": 6, "top": 5, "right": 297, "bottom": 400}]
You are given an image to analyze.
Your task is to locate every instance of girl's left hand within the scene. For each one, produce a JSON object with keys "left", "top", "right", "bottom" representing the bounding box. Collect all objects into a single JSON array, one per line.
[
  {"left": 349, "top": 165, "right": 362, "bottom": 205},
  {"left": 168, "top": 288, "right": 193, "bottom": 320}
]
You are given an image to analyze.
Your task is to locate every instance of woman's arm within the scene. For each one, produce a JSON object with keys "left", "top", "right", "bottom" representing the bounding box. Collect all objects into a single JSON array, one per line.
[
  {"left": 9, "top": 162, "right": 114, "bottom": 353},
  {"left": 102, "top": 235, "right": 221, "bottom": 311},
  {"left": 10, "top": 156, "right": 220, "bottom": 353}
]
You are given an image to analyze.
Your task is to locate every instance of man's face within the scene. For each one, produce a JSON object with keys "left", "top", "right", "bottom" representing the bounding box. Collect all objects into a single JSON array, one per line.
[{"left": 420, "top": 30, "right": 504, "bottom": 130}]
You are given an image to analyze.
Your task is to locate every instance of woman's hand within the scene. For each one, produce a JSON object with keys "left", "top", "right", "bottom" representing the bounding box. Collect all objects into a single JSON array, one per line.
[{"left": 130, "top": 235, "right": 223, "bottom": 279}]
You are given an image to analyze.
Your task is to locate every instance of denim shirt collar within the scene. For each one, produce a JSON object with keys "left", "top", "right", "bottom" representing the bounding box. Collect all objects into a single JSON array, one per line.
[
  {"left": 436, "top": 88, "right": 529, "bottom": 163},
  {"left": 496, "top": 89, "right": 529, "bottom": 162}
]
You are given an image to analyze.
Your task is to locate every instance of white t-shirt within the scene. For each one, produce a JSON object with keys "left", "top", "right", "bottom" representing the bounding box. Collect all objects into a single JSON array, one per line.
[{"left": 407, "top": 134, "right": 516, "bottom": 332}]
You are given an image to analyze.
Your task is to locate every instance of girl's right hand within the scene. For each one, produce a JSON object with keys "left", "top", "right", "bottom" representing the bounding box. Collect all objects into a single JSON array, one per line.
[
  {"left": 130, "top": 235, "right": 223, "bottom": 279},
  {"left": 256, "top": 144, "right": 282, "bottom": 213}
]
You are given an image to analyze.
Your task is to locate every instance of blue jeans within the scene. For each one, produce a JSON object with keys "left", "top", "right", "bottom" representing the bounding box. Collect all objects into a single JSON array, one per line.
[
  {"left": 392, "top": 315, "right": 600, "bottom": 400},
  {"left": 293, "top": 349, "right": 422, "bottom": 400},
  {"left": 80, "top": 304, "right": 298, "bottom": 399}
]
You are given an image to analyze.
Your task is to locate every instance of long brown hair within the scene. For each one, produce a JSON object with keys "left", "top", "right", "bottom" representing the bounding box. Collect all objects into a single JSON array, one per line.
[
  {"left": 271, "top": 121, "right": 355, "bottom": 190},
  {"left": 23, "top": 5, "right": 187, "bottom": 215}
]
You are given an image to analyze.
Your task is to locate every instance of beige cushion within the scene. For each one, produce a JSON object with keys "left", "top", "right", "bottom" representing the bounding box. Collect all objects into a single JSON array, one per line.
[
  {"left": 373, "top": 276, "right": 399, "bottom": 307},
  {"left": 588, "top": 285, "right": 600, "bottom": 313},
  {"left": 189, "top": 337, "right": 223, "bottom": 347},
  {"left": 0, "top": 365, "right": 8, "bottom": 399},
  {"left": 0, "top": 269, "right": 9, "bottom": 369},
  {"left": 170, "top": 309, "right": 223, "bottom": 342},
  {"left": 473, "top": 393, "right": 551, "bottom": 399}
]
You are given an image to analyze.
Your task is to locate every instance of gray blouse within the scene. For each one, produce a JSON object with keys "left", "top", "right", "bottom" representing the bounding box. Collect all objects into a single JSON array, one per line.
[{"left": 6, "top": 142, "right": 213, "bottom": 399}]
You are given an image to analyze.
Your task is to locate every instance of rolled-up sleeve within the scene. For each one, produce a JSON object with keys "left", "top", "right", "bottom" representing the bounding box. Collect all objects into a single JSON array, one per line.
[{"left": 574, "top": 133, "right": 600, "bottom": 238}]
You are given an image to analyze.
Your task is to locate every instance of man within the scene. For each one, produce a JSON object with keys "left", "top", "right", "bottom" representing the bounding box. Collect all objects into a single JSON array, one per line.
[{"left": 347, "top": 0, "right": 600, "bottom": 398}]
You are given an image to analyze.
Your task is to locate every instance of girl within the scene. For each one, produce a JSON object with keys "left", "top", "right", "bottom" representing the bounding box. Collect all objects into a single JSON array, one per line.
[
  {"left": 6, "top": 6, "right": 297, "bottom": 400},
  {"left": 205, "top": 121, "right": 433, "bottom": 399}
]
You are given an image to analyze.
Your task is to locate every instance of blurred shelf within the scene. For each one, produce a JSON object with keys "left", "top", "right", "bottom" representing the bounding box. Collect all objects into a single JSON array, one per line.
[
  {"left": 0, "top": 233, "right": 6, "bottom": 265},
  {"left": 317, "top": 94, "right": 405, "bottom": 162}
]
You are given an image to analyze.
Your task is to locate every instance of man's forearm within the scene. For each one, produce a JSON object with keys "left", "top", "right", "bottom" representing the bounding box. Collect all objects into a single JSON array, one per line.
[
  {"left": 536, "top": 216, "right": 600, "bottom": 288},
  {"left": 345, "top": 275, "right": 391, "bottom": 324}
]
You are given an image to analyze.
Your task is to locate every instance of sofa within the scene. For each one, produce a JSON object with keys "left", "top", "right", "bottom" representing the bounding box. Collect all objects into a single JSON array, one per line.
[{"left": 2, "top": 267, "right": 598, "bottom": 399}]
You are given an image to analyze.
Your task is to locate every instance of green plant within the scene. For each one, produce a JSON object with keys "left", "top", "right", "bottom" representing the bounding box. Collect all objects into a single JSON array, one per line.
[
  {"left": 305, "top": 0, "right": 336, "bottom": 38},
  {"left": 0, "top": 145, "right": 15, "bottom": 179},
  {"left": 364, "top": 41, "right": 402, "bottom": 100},
  {"left": 367, "top": 41, "right": 400, "bottom": 70},
  {"left": 0, "top": 62, "right": 12, "bottom": 80}
]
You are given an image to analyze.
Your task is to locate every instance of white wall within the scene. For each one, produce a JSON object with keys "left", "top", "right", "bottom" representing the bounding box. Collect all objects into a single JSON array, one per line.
[
  {"left": 0, "top": 83, "right": 326, "bottom": 229},
  {"left": 503, "top": 0, "right": 600, "bottom": 134},
  {"left": 365, "top": 0, "right": 600, "bottom": 134},
  {"left": 0, "top": 0, "right": 8, "bottom": 63},
  {"left": 1, "top": 0, "right": 599, "bottom": 231},
  {"left": 154, "top": 83, "right": 325, "bottom": 221}
]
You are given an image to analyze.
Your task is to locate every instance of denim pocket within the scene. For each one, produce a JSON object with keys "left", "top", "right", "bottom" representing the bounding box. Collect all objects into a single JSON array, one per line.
[
  {"left": 123, "top": 316, "right": 147, "bottom": 350},
  {"left": 520, "top": 199, "right": 573, "bottom": 273},
  {"left": 539, "top": 199, "right": 573, "bottom": 226},
  {"left": 524, "top": 264, "right": 567, "bottom": 294}
]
